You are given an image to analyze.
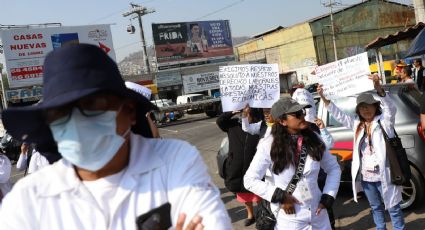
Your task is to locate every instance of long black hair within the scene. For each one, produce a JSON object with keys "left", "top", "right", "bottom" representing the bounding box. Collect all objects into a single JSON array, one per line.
[{"left": 270, "top": 115, "right": 325, "bottom": 174}]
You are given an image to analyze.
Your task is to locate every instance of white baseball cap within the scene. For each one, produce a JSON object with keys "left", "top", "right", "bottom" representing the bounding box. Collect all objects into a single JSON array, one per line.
[{"left": 125, "top": 81, "right": 152, "bottom": 99}]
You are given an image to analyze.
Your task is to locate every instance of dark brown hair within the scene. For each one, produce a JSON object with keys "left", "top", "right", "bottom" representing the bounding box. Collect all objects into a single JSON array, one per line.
[
  {"left": 270, "top": 115, "right": 325, "bottom": 174},
  {"left": 354, "top": 103, "right": 381, "bottom": 139}
]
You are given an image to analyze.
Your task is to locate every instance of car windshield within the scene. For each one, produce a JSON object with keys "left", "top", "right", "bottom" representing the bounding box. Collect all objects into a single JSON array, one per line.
[
  {"left": 327, "top": 96, "right": 357, "bottom": 128},
  {"left": 191, "top": 95, "right": 204, "bottom": 102}
]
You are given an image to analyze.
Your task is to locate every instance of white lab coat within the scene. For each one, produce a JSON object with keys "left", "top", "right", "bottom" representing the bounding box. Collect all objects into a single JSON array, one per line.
[
  {"left": 0, "top": 133, "right": 231, "bottom": 229},
  {"left": 244, "top": 135, "right": 341, "bottom": 230},
  {"left": 16, "top": 150, "right": 49, "bottom": 174},
  {"left": 326, "top": 93, "right": 402, "bottom": 209},
  {"left": 0, "top": 154, "right": 12, "bottom": 202}
]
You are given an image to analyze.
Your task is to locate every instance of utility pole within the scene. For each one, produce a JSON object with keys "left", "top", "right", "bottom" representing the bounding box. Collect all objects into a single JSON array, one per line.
[
  {"left": 123, "top": 3, "right": 155, "bottom": 74},
  {"left": 322, "top": 0, "right": 339, "bottom": 61},
  {"left": 413, "top": 0, "right": 425, "bottom": 23}
]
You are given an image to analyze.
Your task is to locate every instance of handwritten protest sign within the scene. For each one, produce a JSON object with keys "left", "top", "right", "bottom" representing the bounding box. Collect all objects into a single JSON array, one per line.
[
  {"left": 219, "top": 64, "right": 280, "bottom": 112},
  {"left": 316, "top": 52, "right": 373, "bottom": 100}
]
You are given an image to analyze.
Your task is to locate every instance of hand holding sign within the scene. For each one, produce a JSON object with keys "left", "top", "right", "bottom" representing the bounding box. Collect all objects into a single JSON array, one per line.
[
  {"left": 316, "top": 52, "right": 374, "bottom": 100},
  {"left": 368, "top": 73, "right": 385, "bottom": 96}
]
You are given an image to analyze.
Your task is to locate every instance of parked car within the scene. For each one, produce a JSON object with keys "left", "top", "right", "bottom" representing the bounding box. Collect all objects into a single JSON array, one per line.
[
  {"left": 150, "top": 99, "right": 184, "bottom": 123},
  {"left": 317, "top": 84, "right": 425, "bottom": 209}
]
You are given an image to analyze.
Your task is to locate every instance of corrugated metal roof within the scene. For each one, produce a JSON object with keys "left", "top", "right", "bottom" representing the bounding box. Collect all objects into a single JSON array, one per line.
[
  {"left": 251, "top": 26, "right": 284, "bottom": 38},
  {"left": 365, "top": 22, "right": 425, "bottom": 50},
  {"left": 308, "top": 0, "right": 411, "bottom": 23}
]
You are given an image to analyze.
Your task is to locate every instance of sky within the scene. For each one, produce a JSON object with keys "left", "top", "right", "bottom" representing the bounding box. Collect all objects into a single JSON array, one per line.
[{"left": 0, "top": 0, "right": 413, "bottom": 62}]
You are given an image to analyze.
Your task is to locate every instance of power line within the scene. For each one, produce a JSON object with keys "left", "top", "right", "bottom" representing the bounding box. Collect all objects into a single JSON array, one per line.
[
  {"left": 89, "top": 8, "right": 128, "bottom": 24},
  {"left": 88, "top": 0, "right": 157, "bottom": 24},
  {"left": 195, "top": 0, "right": 245, "bottom": 20}
]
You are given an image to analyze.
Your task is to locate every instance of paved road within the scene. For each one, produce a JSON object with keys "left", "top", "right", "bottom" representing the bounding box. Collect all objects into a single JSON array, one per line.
[
  {"left": 160, "top": 115, "right": 425, "bottom": 230},
  {"left": 8, "top": 113, "right": 425, "bottom": 229}
]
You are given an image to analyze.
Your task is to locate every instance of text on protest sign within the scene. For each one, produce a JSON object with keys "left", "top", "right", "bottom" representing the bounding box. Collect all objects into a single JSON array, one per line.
[
  {"left": 316, "top": 52, "right": 373, "bottom": 100},
  {"left": 219, "top": 64, "right": 280, "bottom": 112}
]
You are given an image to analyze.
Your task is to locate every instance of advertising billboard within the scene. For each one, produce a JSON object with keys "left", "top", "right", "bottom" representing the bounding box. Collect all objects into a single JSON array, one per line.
[
  {"left": 182, "top": 71, "right": 219, "bottom": 94},
  {"left": 152, "top": 20, "right": 234, "bottom": 71},
  {"left": 0, "top": 24, "right": 115, "bottom": 89}
]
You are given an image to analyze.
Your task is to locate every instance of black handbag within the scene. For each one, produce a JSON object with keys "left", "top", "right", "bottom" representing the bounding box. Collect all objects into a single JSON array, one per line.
[
  {"left": 255, "top": 145, "right": 308, "bottom": 230},
  {"left": 255, "top": 199, "right": 278, "bottom": 230},
  {"left": 378, "top": 120, "right": 411, "bottom": 186}
]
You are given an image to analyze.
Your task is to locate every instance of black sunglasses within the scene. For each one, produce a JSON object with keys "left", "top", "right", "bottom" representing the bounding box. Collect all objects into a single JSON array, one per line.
[{"left": 286, "top": 109, "right": 306, "bottom": 119}]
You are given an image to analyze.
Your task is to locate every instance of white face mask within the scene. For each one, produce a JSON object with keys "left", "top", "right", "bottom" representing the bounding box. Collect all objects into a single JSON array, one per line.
[{"left": 49, "top": 108, "right": 130, "bottom": 171}]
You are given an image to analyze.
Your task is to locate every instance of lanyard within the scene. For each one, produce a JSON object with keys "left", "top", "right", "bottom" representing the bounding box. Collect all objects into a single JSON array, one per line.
[
  {"left": 287, "top": 136, "right": 307, "bottom": 194},
  {"left": 293, "top": 136, "right": 303, "bottom": 166}
]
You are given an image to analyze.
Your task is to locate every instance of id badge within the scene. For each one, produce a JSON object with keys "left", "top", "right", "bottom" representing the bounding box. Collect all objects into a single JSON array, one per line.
[{"left": 298, "top": 181, "right": 313, "bottom": 201}]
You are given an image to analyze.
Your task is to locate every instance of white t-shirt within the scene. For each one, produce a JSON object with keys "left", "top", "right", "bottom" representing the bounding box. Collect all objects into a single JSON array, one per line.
[{"left": 82, "top": 168, "right": 127, "bottom": 227}]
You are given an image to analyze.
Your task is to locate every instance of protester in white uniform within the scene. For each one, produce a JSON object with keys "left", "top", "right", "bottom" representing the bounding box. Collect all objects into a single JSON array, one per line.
[
  {"left": 318, "top": 74, "right": 405, "bottom": 230},
  {"left": 0, "top": 153, "right": 11, "bottom": 204},
  {"left": 0, "top": 44, "right": 231, "bottom": 229},
  {"left": 16, "top": 143, "right": 49, "bottom": 174},
  {"left": 244, "top": 97, "right": 341, "bottom": 230}
]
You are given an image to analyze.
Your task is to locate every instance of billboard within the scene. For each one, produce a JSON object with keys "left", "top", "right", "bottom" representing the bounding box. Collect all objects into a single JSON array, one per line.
[
  {"left": 182, "top": 71, "right": 219, "bottom": 94},
  {"left": 0, "top": 24, "right": 115, "bottom": 88},
  {"left": 152, "top": 20, "right": 234, "bottom": 71}
]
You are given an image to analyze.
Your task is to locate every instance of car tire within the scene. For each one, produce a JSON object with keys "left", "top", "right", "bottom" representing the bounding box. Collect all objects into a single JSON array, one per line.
[
  {"left": 400, "top": 166, "right": 425, "bottom": 209},
  {"left": 205, "top": 110, "right": 217, "bottom": 117}
]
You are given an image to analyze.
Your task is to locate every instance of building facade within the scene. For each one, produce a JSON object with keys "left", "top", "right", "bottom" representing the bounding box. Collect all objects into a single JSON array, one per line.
[{"left": 235, "top": 0, "right": 415, "bottom": 92}]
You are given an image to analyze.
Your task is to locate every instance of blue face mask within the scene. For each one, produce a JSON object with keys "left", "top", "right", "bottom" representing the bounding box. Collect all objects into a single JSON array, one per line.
[{"left": 49, "top": 108, "right": 130, "bottom": 171}]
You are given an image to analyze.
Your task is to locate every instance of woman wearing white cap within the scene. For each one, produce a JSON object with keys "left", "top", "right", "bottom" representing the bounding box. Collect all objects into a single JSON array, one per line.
[{"left": 318, "top": 74, "right": 405, "bottom": 230}]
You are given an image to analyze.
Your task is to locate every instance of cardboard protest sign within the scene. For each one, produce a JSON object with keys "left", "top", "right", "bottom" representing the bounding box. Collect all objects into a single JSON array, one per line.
[
  {"left": 316, "top": 52, "right": 373, "bottom": 100},
  {"left": 219, "top": 64, "right": 280, "bottom": 112}
]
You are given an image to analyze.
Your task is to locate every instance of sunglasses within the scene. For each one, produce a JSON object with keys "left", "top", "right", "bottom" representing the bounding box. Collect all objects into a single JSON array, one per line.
[
  {"left": 286, "top": 109, "right": 306, "bottom": 119},
  {"left": 44, "top": 94, "right": 122, "bottom": 126}
]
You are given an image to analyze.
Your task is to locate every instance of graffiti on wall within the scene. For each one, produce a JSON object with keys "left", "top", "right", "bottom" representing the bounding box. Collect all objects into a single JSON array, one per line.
[{"left": 345, "top": 46, "right": 365, "bottom": 57}]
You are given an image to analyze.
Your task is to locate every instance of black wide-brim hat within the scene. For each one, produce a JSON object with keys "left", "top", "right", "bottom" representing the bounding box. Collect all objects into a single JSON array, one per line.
[{"left": 2, "top": 44, "right": 156, "bottom": 144}]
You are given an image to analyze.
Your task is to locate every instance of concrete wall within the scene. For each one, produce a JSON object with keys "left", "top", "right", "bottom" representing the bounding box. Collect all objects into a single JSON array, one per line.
[{"left": 310, "top": 0, "right": 415, "bottom": 63}]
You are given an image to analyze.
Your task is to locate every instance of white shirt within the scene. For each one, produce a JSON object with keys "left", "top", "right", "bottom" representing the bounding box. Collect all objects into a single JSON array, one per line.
[
  {"left": 0, "top": 133, "right": 231, "bottom": 229},
  {"left": 326, "top": 93, "right": 402, "bottom": 209},
  {"left": 82, "top": 167, "right": 127, "bottom": 227},
  {"left": 16, "top": 150, "right": 49, "bottom": 174},
  {"left": 0, "top": 154, "right": 12, "bottom": 203},
  {"left": 244, "top": 135, "right": 341, "bottom": 230}
]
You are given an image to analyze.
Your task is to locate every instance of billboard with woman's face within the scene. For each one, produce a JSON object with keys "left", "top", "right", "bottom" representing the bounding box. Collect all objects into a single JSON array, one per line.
[{"left": 152, "top": 20, "right": 234, "bottom": 71}]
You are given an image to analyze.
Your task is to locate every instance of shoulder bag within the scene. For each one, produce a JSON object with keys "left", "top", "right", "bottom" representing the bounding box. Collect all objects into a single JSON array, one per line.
[
  {"left": 256, "top": 137, "right": 307, "bottom": 230},
  {"left": 378, "top": 120, "right": 411, "bottom": 186}
]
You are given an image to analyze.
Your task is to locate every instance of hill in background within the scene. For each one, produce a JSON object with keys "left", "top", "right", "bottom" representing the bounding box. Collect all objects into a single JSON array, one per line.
[{"left": 118, "top": 36, "right": 250, "bottom": 76}]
